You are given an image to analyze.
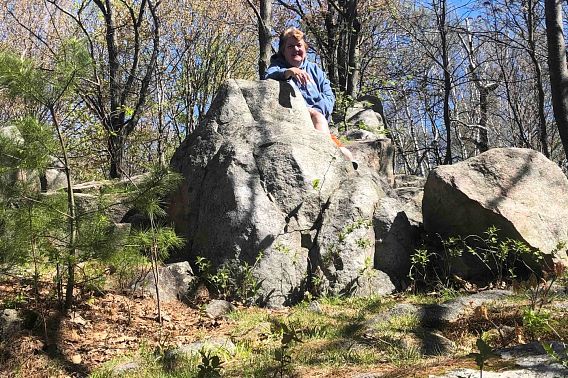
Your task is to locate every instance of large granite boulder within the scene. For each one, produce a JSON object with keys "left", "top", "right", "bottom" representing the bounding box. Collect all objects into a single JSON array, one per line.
[
  {"left": 423, "top": 148, "right": 568, "bottom": 277},
  {"left": 170, "top": 79, "right": 418, "bottom": 306}
]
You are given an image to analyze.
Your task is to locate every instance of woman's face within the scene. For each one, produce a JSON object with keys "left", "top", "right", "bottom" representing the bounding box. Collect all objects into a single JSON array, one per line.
[{"left": 283, "top": 37, "right": 306, "bottom": 67}]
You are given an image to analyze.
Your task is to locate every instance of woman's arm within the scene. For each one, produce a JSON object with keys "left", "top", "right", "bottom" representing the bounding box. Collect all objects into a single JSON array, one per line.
[
  {"left": 263, "top": 64, "right": 287, "bottom": 80},
  {"left": 265, "top": 65, "right": 312, "bottom": 86}
]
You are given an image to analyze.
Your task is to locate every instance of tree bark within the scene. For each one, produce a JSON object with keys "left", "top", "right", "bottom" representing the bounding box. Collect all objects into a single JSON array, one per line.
[
  {"left": 545, "top": 0, "right": 568, "bottom": 162},
  {"left": 527, "top": 0, "right": 550, "bottom": 157},
  {"left": 258, "top": 0, "right": 272, "bottom": 78},
  {"left": 346, "top": 0, "right": 361, "bottom": 98},
  {"left": 477, "top": 86, "right": 490, "bottom": 153},
  {"left": 324, "top": 9, "right": 339, "bottom": 87},
  {"left": 246, "top": 0, "right": 272, "bottom": 78},
  {"left": 50, "top": 105, "right": 78, "bottom": 310},
  {"left": 459, "top": 26, "right": 498, "bottom": 155},
  {"left": 108, "top": 131, "right": 125, "bottom": 179},
  {"left": 436, "top": 0, "right": 453, "bottom": 164}
]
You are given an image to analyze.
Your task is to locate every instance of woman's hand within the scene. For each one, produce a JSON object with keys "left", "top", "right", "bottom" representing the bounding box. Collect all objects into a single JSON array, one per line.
[{"left": 284, "top": 67, "right": 312, "bottom": 86}]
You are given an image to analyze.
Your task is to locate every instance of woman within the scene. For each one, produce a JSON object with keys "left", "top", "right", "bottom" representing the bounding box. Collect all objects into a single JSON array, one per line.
[{"left": 263, "top": 27, "right": 357, "bottom": 169}]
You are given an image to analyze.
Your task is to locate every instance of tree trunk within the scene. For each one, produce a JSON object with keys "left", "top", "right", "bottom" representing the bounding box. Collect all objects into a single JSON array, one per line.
[
  {"left": 85, "top": 0, "right": 159, "bottom": 179},
  {"left": 345, "top": 0, "right": 360, "bottom": 98},
  {"left": 459, "top": 25, "right": 497, "bottom": 155},
  {"left": 527, "top": 0, "right": 550, "bottom": 157},
  {"left": 337, "top": 20, "right": 348, "bottom": 92},
  {"left": 437, "top": 0, "right": 453, "bottom": 164},
  {"left": 545, "top": 0, "right": 568, "bottom": 162},
  {"left": 324, "top": 9, "right": 339, "bottom": 87},
  {"left": 156, "top": 64, "right": 167, "bottom": 169},
  {"left": 108, "top": 131, "right": 125, "bottom": 179},
  {"left": 247, "top": 0, "right": 272, "bottom": 78},
  {"left": 258, "top": 0, "right": 272, "bottom": 78},
  {"left": 50, "top": 105, "right": 78, "bottom": 310},
  {"left": 477, "top": 86, "right": 490, "bottom": 153}
]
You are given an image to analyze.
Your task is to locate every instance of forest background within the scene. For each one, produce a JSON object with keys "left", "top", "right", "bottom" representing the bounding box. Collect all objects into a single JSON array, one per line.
[{"left": 2, "top": 0, "right": 568, "bottom": 181}]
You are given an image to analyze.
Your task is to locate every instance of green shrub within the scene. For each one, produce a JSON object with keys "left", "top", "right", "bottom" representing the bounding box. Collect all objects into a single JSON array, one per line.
[{"left": 194, "top": 252, "right": 263, "bottom": 304}]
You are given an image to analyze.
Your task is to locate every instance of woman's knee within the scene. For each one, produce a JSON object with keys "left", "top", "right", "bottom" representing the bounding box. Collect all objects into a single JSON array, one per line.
[{"left": 310, "top": 112, "right": 330, "bottom": 134}]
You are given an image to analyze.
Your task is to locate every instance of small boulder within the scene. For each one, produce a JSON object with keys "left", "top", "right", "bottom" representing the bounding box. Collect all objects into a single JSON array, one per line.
[
  {"left": 166, "top": 336, "right": 236, "bottom": 359},
  {"left": 343, "top": 101, "right": 386, "bottom": 136},
  {"left": 364, "top": 290, "right": 512, "bottom": 329},
  {"left": 0, "top": 309, "right": 22, "bottom": 338},
  {"left": 111, "top": 361, "right": 140, "bottom": 376},
  {"left": 403, "top": 328, "right": 455, "bottom": 356},
  {"left": 344, "top": 129, "right": 379, "bottom": 141},
  {"left": 0, "top": 125, "right": 41, "bottom": 192},
  {"left": 167, "top": 261, "right": 195, "bottom": 286},
  {"left": 307, "top": 301, "right": 322, "bottom": 313},
  {"left": 205, "top": 299, "right": 236, "bottom": 319},
  {"left": 132, "top": 261, "right": 194, "bottom": 302},
  {"left": 42, "top": 156, "right": 67, "bottom": 191}
]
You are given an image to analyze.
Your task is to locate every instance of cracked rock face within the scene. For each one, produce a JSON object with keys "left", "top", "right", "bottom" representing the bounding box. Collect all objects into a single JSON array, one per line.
[{"left": 170, "top": 79, "right": 415, "bottom": 306}]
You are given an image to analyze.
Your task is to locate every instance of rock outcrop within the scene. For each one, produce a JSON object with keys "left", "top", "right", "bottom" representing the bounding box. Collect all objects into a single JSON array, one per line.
[
  {"left": 170, "top": 79, "right": 418, "bottom": 306},
  {"left": 0, "top": 309, "right": 23, "bottom": 339},
  {"left": 334, "top": 97, "right": 386, "bottom": 137},
  {"left": 422, "top": 148, "right": 568, "bottom": 278},
  {"left": 344, "top": 102, "right": 385, "bottom": 135},
  {"left": 43, "top": 156, "right": 67, "bottom": 191},
  {"left": 0, "top": 125, "right": 41, "bottom": 192},
  {"left": 0, "top": 125, "right": 67, "bottom": 193}
]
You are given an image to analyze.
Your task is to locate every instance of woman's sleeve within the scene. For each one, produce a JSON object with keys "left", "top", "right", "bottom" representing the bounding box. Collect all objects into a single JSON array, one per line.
[
  {"left": 263, "top": 64, "right": 287, "bottom": 80},
  {"left": 317, "top": 66, "right": 335, "bottom": 119}
]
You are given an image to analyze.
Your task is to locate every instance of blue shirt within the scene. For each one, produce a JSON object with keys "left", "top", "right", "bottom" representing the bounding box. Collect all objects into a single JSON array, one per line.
[{"left": 263, "top": 54, "right": 335, "bottom": 121}]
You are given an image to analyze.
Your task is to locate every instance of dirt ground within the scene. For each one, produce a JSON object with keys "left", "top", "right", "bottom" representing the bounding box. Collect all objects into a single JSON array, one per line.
[{"left": 0, "top": 276, "right": 238, "bottom": 377}]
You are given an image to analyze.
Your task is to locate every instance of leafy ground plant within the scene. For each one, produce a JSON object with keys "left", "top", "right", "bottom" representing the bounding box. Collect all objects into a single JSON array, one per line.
[
  {"left": 471, "top": 337, "right": 496, "bottom": 378},
  {"left": 197, "top": 350, "right": 223, "bottom": 378},
  {"left": 542, "top": 342, "right": 568, "bottom": 368},
  {"left": 409, "top": 226, "right": 550, "bottom": 292},
  {"left": 270, "top": 320, "right": 303, "bottom": 377}
]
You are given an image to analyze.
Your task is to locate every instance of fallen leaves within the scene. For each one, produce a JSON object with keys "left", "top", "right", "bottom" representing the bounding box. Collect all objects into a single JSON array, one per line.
[
  {"left": 0, "top": 275, "right": 228, "bottom": 377},
  {"left": 474, "top": 305, "right": 489, "bottom": 321}
]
